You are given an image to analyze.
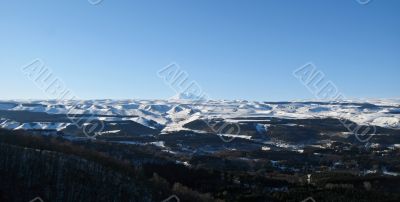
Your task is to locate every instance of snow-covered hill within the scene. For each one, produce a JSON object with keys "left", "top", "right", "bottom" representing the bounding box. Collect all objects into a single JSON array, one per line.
[{"left": 1, "top": 99, "right": 399, "bottom": 131}]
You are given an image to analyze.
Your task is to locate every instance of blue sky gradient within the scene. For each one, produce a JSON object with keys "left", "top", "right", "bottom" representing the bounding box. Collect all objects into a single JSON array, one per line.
[{"left": 0, "top": 0, "right": 399, "bottom": 101}]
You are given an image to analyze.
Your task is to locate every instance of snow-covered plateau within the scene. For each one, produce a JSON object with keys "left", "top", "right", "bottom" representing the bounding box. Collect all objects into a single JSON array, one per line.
[{"left": 1, "top": 99, "right": 399, "bottom": 131}]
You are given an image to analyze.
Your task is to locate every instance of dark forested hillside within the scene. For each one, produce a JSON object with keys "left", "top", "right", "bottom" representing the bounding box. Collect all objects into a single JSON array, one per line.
[
  {"left": 1, "top": 129, "right": 400, "bottom": 202},
  {"left": 0, "top": 131, "right": 154, "bottom": 202}
]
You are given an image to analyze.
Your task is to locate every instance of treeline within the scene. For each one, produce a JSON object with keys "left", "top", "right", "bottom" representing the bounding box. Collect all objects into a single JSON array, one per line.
[{"left": 0, "top": 129, "right": 223, "bottom": 201}]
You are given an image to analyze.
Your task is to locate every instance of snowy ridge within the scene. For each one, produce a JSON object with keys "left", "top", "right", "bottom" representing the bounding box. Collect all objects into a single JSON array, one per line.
[
  {"left": 0, "top": 119, "right": 70, "bottom": 131},
  {"left": 0, "top": 99, "right": 400, "bottom": 132}
]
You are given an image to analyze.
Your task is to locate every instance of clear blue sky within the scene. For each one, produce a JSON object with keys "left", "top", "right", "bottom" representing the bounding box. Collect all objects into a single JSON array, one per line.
[{"left": 0, "top": 0, "right": 399, "bottom": 101}]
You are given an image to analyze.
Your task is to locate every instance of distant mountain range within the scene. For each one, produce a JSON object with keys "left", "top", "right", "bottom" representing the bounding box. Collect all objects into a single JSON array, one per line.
[{"left": 0, "top": 99, "right": 399, "bottom": 153}]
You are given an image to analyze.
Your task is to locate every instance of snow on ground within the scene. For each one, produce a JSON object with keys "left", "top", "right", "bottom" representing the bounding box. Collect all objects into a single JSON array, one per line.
[
  {"left": 256, "top": 124, "right": 269, "bottom": 134},
  {"left": 0, "top": 120, "right": 70, "bottom": 131},
  {"left": 0, "top": 103, "right": 17, "bottom": 110},
  {"left": 218, "top": 134, "right": 252, "bottom": 140},
  {"left": 95, "top": 130, "right": 121, "bottom": 136},
  {"left": 1, "top": 99, "right": 399, "bottom": 132},
  {"left": 0, "top": 120, "right": 20, "bottom": 130}
]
